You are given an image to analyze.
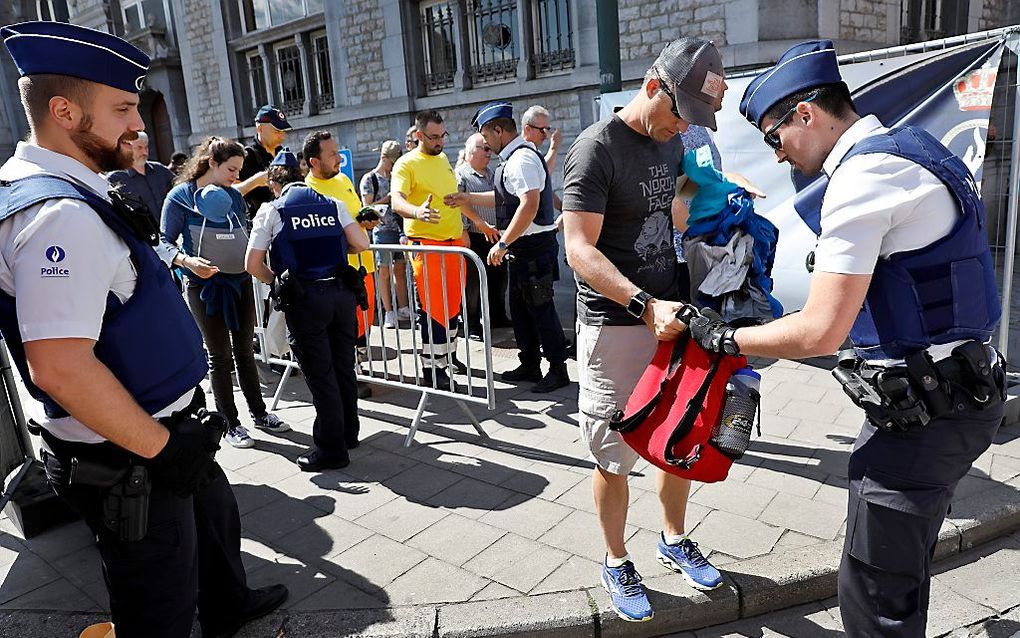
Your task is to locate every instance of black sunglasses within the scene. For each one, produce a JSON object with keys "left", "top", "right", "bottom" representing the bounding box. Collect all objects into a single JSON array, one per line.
[
  {"left": 655, "top": 71, "right": 683, "bottom": 120},
  {"left": 763, "top": 90, "right": 819, "bottom": 151}
]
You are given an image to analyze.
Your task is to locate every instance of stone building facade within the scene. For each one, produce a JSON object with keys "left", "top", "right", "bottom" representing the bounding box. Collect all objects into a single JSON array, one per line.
[{"left": 0, "top": 0, "right": 1017, "bottom": 178}]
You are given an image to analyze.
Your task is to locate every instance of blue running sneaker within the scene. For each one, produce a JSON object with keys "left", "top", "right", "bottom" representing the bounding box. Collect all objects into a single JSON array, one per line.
[
  {"left": 600, "top": 559, "right": 653, "bottom": 622},
  {"left": 656, "top": 534, "right": 723, "bottom": 591}
]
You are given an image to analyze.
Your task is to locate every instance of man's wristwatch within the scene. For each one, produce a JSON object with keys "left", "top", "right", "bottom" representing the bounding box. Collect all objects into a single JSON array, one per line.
[
  {"left": 627, "top": 290, "right": 652, "bottom": 319},
  {"left": 497, "top": 240, "right": 509, "bottom": 251}
]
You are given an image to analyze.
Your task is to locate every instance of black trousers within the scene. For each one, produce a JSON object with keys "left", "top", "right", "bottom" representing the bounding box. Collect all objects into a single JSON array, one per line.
[
  {"left": 44, "top": 439, "right": 247, "bottom": 638},
  {"left": 465, "top": 231, "right": 510, "bottom": 332},
  {"left": 838, "top": 397, "right": 1004, "bottom": 636},
  {"left": 187, "top": 281, "right": 267, "bottom": 425},
  {"left": 285, "top": 279, "right": 360, "bottom": 457},
  {"left": 507, "top": 231, "right": 567, "bottom": 366}
]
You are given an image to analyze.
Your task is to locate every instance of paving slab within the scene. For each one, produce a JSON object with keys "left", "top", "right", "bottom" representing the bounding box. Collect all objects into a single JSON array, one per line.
[{"left": 3, "top": 340, "right": 1020, "bottom": 638}]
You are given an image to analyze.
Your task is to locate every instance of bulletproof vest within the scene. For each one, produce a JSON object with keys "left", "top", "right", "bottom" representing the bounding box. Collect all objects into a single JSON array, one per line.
[
  {"left": 0, "top": 175, "right": 208, "bottom": 419},
  {"left": 827, "top": 125, "right": 1000, "bottom": 360},
  {"left": 269, "top": 184, "right": 349, "bottom": 280},
  {"left": 493, "top": 142, "right": 556, "bottom": 231}
]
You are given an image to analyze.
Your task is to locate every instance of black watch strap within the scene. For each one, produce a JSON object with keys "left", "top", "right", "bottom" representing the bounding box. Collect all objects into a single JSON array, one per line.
[{"left": 627, "top": 290, "right": 651, "bottom": 319}]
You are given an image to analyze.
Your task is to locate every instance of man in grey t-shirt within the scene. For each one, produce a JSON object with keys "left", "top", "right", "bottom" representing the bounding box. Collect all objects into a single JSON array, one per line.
[{"left": 562, "top": 38, "right": 729, "bottom": 622}]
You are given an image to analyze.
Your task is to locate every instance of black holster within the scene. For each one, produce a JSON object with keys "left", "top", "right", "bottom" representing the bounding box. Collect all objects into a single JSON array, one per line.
[
  {"left": 273, "top": 269, "right": 305, "bottom": 312},
  {"left": 52, "top": 454, "right": 151, "bottom": 543},
  {"left": 340, "top": 264, "right": 369, "bottom": 310}
]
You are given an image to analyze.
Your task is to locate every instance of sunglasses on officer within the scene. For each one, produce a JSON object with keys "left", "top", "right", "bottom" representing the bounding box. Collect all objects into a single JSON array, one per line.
[{"left": 763, "top": 90, "right": 819, "bottom": 151}]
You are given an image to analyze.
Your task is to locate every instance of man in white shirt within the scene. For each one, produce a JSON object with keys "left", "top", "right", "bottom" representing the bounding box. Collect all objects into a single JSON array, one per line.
[
  {"left": 683, "top": 40, "right": 1005, "bottom": 637},
  {"left": 446, "top": 102, "right": 569, "bottom": 393},
  {"left": 0, "top": 20, "right": 286, "bottom": 638}
]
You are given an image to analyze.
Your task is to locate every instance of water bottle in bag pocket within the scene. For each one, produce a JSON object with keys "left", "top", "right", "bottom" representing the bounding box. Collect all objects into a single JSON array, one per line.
[{"left": 710, "top": 367, "right": 760, "bottom": 459}]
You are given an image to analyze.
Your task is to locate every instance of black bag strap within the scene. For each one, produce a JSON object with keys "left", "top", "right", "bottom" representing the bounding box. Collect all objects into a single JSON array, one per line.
[
  {"left": 664, "top": 355, "right": 724, "bottom": 468},
  {"left": 609, "top": 334, "right": 689, "bottom": 432}
]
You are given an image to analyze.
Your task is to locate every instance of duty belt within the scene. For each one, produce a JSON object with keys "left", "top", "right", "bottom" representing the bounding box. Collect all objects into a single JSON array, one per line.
[{"left": 833, "top": 341, "right": 1005, "bottom": 431}]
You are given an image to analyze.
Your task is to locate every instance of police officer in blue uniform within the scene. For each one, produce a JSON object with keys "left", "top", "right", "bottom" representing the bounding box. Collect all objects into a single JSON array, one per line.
[
  {"left": 680, "top": 40, "right": 1006, "bottom": 636},
  {"left": 447, "top": 102, "right": 569, "bottom": 392},
  {"left": 0, "top": 21, "right": 286, "bottom": 638},
  {"left": 246, "top": 149, "right": 369, "bottom": 472}
]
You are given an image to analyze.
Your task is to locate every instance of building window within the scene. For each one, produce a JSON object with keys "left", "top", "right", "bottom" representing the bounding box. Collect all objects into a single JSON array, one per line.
[
  {"left": 121, "top": 0, "right": 145, "bottom": 32},
  {"left": 310, "top": 33, "right": 334, "bottom": 111},
  {"left": 275, "top": 44, "right": 306, "bottom": 116},
  {"left": 533, "top": 0, "right": 574, "bottom": 74},
  {"left": 901, "top": 0, "right": 944, "bottom": 42},
  {"left": 466, "top": 0, "right": 518, "bottom": 85},
  {"left": 239, "top": 0, "right": 324, "bottom": 33},
  {"left": 420, "top": 0, "right": 457, "bottom": 93},
  {"left": 246, "top": 52, "right": 269, "bottom": 111},
  {"left": 36, "top": 0, "right": 69, "bottom": 21}
]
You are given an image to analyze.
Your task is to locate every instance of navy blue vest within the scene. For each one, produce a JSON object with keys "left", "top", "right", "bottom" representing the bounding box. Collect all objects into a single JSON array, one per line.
[
  {"left": 0, "top": 175, "right": 208, "bottom": 419},
  {"left": 493, "top": 143, "right": 556, "bottom": 231},
  {"left": 269, "top": 184, "right": 349, "bottom": 280},
  {"left": 826, "top": 125, "right": 1000, "bottom": 360}
]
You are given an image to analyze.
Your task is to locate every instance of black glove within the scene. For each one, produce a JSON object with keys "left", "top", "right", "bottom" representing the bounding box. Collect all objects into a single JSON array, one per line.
[
  {"left": 147, "top": 425, "right": 220, "bottom": 497},
  {"left": 678, "top": 304, "right": 740, "bottom": 356}
]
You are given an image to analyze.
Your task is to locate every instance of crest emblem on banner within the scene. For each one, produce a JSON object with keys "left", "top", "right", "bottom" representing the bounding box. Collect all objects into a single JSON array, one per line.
[{"left": 942, "top": 61, "right": 998, "bottom": 182}]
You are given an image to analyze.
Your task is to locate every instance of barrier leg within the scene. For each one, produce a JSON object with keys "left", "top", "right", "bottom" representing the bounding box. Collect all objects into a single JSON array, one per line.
[
  {"left": 456, "top": 399, "right": 488, "bottom": 439},
  {"left": 270, "top": 365, "right": 293, "bottom": 411},
  {"left": 404, "top": 391, "right": 430, "bottom": 448}
]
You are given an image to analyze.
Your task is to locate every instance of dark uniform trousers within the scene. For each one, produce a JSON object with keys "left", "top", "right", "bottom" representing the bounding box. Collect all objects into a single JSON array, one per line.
[
  {"left": 507, "top": 231, "right": 567, "bottom": 366},
  {"left": 465, "top": 230, "right": 510, "bottom": 332},
  {"left": 43, "top": 437, "right": 247, "bottom": 638},
  {"left": 839, "top": 394, "right": 1004, "bottom": 637},
  {"left": 284, "top": 279, "right": 360, "bottom": 457}
]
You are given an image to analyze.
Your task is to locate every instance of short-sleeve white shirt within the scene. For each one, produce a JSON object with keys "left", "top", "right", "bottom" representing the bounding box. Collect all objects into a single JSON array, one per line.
[
  {"left": 0, "top": 142, "right": 192, "bottom": 442},
  {"left": 248, "top": 183, "right": 357, "bottom": 252},
  {"left": 814, "top": 115, "right": 958, "bottom": 276},
  {"left": 499, "top": 136, "right": 556, "bottom": 236}
]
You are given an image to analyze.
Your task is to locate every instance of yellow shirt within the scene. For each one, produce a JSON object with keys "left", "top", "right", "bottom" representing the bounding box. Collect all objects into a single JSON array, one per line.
[
  {"left": 305, "top": 173, "right": 374, "bottom": 273},
  {"left": 390, "top": 148, "right": 462, "bottom": 241}
]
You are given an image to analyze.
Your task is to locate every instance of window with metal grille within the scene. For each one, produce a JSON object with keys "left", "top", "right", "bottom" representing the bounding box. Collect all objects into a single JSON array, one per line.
[
  {"left": 311, "top": 33, "right": 334, "bottom": 111},
  {"left": 466, "top": 0, "right": 518, "bottom": 84},
  {"left": 901, "top": 0, "right": 945, "bottom": 42},
  {"left": 420, "top": 0, "right": 457, "bottom": 93},
  {"left": 533, "top": 0, "right": 573, "bottom": 74},
  {"left": 275, "top": 44, "right": 305, "bottom": 116},
  {"left": 246, "top": 53, "right": 269, "bottom": 111}
]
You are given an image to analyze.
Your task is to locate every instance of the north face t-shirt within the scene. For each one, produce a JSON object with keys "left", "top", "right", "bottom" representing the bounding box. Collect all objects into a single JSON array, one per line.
[{"left": 562, "top": 115, "right": 684, "bottom": 325}]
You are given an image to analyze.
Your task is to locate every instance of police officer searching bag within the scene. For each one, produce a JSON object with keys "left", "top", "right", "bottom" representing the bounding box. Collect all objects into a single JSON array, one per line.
[
  {"left": 677, "top": 39, "right": 1007, "bottom": 638},
  {"left": 0, "top": 21, "right": 287, "bottom": 638}
]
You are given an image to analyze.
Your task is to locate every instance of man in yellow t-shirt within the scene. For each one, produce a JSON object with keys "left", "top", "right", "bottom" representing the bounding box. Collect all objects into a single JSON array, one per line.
[
  {"left": 303, "top": 131, "right": 378, "bottom": 398},
  {"left": 391, "top": 110, "right": 493, "bottom": 390}
]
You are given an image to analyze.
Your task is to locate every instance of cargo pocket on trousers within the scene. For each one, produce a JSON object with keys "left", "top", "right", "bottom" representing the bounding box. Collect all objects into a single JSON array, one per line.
[{"left": 847, "top": 469, "right": 951, "bottom": 576}]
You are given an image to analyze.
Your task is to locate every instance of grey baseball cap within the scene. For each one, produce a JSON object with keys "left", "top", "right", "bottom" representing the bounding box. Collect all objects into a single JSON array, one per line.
[{"left": 654, "top": 38, "right": 725, "bottom": 131}]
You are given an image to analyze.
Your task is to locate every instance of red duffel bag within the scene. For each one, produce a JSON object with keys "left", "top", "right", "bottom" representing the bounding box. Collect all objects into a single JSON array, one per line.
[{"left": 608, "top": 333, "right": 748, "bottom": 483}]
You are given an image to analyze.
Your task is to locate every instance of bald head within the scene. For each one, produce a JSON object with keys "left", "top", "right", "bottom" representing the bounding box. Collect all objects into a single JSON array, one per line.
[{"left": 465, "top": 133, "right": 491, "bottom": 172}]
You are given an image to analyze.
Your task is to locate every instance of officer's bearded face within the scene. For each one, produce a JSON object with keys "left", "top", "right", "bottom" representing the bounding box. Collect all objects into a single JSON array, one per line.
[
  {"left": 67, "top": 84, "right": 143, "bottom": 173},
  {"left": 71, "top": 113, "right": 137, "bottom": 173}
]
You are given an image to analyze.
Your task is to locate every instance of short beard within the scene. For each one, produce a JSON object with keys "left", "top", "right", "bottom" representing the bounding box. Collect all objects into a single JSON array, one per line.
[
  {"left": 319, "top": 165, "right": 340, "bottom": 179},
  {"left": 422, "top": 144, "right": 443, "bottom": 156},
  {"left": 71, "top": 114, "right": 135, "bottom": 172}
]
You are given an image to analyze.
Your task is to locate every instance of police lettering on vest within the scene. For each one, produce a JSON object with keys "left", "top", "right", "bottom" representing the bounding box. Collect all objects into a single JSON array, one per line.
[
  {"left": 270, "top": 184, "right": 349, "bottom": 280},
  {"left": 826, "top": 126, "right": 1001, "bottom": 361}
]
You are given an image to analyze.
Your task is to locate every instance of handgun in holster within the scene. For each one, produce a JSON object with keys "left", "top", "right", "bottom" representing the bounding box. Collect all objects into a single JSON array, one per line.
[
  {"left": 832, "top": 351, "right": 929, "bottom": 431},
  {"left": 272, "top": 269, "right": 306, "bottom": 312},
  {"left": 66, "top": 457, "right": 151, "bottom": 542},
  {"left": 340, "top": 264, "right": 370, "bottom": 310}
]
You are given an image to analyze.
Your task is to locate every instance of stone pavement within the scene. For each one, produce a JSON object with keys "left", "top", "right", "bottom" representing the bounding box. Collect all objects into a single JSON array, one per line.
[
  {"left": 675, "top": 528, "right": 1020, "bottom": 637},
  {"left": 1, "top": 327, "right": 1020, "bottom": 637}
]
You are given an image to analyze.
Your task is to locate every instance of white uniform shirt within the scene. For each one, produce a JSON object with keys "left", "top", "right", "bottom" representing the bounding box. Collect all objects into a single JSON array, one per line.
[
  {"left": 814, "top": 114, "right": 967, "bottom": 364},
  {"left": 247, "top": 182, "right": 357, "bottom": 252},
  {"left": 498, "top": 136, "right": 556, "bottom": 237},
  {"left": 0, "top": 142, "right": 192, "bottom": 443}
]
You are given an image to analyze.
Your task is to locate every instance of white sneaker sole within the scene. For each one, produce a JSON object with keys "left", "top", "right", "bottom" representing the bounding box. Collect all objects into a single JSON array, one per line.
[
  {"left": 600, "top": 572, "right": 654, "bottom": 622},
  {"left": 226, "top": 437, "right": 255, "bottom": 449},
  {"left": 656, "top": 550, "right": 723, "bottom": 592}
]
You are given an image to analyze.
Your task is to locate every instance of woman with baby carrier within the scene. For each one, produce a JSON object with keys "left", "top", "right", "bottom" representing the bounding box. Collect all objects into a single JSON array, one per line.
[{"left": 162, "top": 136, "right": 289, "bottom": 448}]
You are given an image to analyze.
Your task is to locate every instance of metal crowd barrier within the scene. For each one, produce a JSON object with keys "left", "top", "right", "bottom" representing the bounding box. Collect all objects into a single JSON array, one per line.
[{"left": 253, "top": 243, "right": 497, "bottom": 446}]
